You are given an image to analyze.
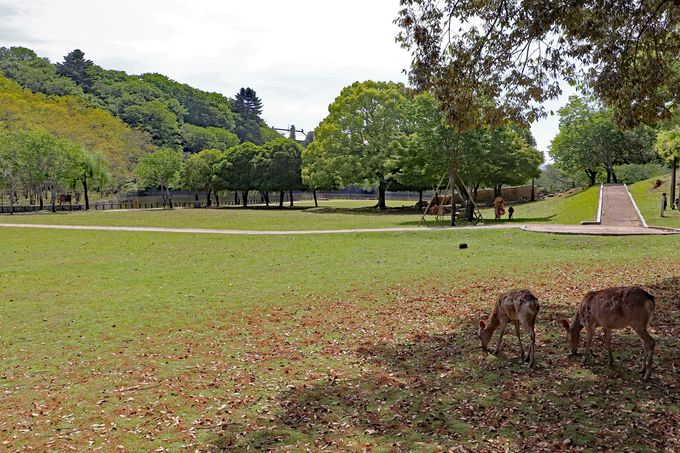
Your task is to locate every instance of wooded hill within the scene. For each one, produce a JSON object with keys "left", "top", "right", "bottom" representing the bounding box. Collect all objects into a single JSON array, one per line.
[{"left": 0, "top": 47, "right": 281, "bottom": 176}]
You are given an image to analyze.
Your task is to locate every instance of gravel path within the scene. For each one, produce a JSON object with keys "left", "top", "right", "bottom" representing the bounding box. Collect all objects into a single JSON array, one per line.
[{"left": 600, "top": 184, "right": 644, "bottom": 227}]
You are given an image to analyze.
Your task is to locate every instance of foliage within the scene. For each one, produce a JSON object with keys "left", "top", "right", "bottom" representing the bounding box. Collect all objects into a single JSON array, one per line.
[
  {"left": 233, "top": 87, "right": 263, "bottom": 122},
  {"left": 55, "top": 49, "right": 94, "bottom": 91},
  {"left": 121, "top": 99, "right": 182, "bottom": 147},
  {"left": 0, "top": 47, "right": 82, "bottom": 96},
  {"left": 134, "top": 148, "right": 183, "bottom": 207},
  {"left": 257, "top": 138, "right": 303, "bottom": 194},
  {"left": 655, "top": 125, "right": 680, "bottom": 162},
  {"left": 181, "top": 123, "right": 239, "bottom": 153},
  {"left": 0, "top": 73, "right": 153, "bottom": 184},
  {"left": 301, "top": 141, "right": 341, "bottom": 191},
  {"left": 181, "top": 149, "right": 223, "bottom": 204},
  {"left": 550, "top": 97, "right": 657, "bottom": 184},
  {"left": 396, "top": 0, "right": 680, "bottom": 131},
  {"left": 215, "top": 142, "right": 263, "bottom": 206},
  {"left": 614, "top": 163, "right": 669, "bottom": 184},
  {"left": 311, "top": 81, "right": 410, "bottom": 209}
]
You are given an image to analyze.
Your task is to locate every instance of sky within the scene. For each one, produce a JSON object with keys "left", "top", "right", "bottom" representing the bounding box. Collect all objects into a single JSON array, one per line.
[{"left": 0, "top": 0, "right": 573, "bottom": 155}]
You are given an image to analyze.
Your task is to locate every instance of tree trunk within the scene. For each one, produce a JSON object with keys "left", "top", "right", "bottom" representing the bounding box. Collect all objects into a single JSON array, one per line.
[
  {"left": 39, "top": 191, "right": 44, "bottom": 210},
  {"left": 279, "top": 191, "right": 284, "bottom": 208},
  {"left": 376, "top": 180, "right": 387, "bottom": 210},
  {"left": 167, "top": 186, "right": 173, "bottom": 209},
  {"left": 448, "top": 168, "right": 456, "bottom": 226},
  {"left": 612, "top": 171, "right": 618, "bottom": 183},
  {"left": 242, "top": 190, "right": 248, "bottom": 208},
  {"left": 289, "top": 190, "right": 294, "bottom": 207},
  {"left": 605, "top": 168, "right": 612, "bottom": 183},
  {"left": 264, "top": 191, "right": 270, "bottom": 207},
  {"left": 215, "top": 190, "right": 220, "bottom": 206},
  {"left": 493, "top": 185, "right": 503, "bottom": 198},
  {"left": 234, "top": 191, "right": 239, "bottom": 205},
  {"left": 313, "top": 189, "right": 318, "bottom": 207},
  {"left": 206, "top": 189, "right": 212, "bottom": 207},
  {"left": 8, "top": 189, "right": 14, "bottom": 215},
  {"left": 671, "top": 157, "right": 677, "bottom": 209},
  {"left": 50, "top": 186, "right": 56, "bottom": 213},
  {"left": 418, "top": 189, "right": 423, "bottom": 206},
  {"left": 83, "top": 177, "right": 90, "bottom": 210},
  {"left": 585, "top": 169, "right": 597, "bottom": 186},
  {"left": 530, "top": 178, "right": 535, "bottom": 202}
]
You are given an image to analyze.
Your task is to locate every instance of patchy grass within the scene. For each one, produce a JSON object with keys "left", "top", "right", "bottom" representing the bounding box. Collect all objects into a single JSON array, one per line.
[
  {"left": 629, "top": 173, "right": 680, "bottom": 228},
  {"left": 1, "top": 226, "right": 679, "bottom": 450}
]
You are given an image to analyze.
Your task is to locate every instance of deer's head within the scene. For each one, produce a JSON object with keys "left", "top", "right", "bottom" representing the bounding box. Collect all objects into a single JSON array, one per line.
[
  {"left": 478, "top": 320, "right": 492, "bottom": 351},
  {"left": 560, "top": 319, "right": 580, "bottom": 355}
]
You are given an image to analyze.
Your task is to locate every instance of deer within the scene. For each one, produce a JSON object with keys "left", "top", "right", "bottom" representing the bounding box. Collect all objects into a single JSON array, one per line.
[
  {"left": 560, "top": 286, "right": 656, "bottom": 380},
  {"left": 478, "top": 289, "right": 540, "bottom": 367}
]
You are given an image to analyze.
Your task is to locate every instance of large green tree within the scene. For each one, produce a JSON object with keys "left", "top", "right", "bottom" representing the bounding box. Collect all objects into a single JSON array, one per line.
[
  {"left": 311, "top": 81, "right": 410, "bottom": 209},
  {"left": 215, "top": 142, "right": 262, "bottom": 207},
  {"left": 397, "top": 1, "right": 680, "bottom": 131},
  {"left": 550, "top": 97, "right": 656, "bottom": 185},
  {"left": 134, "top": 148, "right": 183, "bottom": 208},
  {"left": 257, "top": 138, "right": 303, "bottom": 207},
  {"left": 181, "top": 149, "right": 223, "bottom": 206},
  {"left": 56, "top": 49, "right": 94, "bottom": 91}
]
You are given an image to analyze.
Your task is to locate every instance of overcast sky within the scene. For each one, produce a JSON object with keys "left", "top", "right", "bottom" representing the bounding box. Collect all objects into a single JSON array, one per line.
[{"left": 1, "top": 0, "right": 572, "bottom": 155}]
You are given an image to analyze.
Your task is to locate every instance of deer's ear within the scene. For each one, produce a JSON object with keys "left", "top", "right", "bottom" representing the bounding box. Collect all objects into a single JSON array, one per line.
[
  {"left": 479, "top": 320, "right": 486, "bottom": 329},
  {"left": 560, "top": 319, "right": 570, "bottom": 330}
]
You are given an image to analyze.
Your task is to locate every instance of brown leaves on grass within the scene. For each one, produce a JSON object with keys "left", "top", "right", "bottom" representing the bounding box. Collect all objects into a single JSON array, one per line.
[{"left": 2, "top": 261, "right": 679, "bottom": 451}]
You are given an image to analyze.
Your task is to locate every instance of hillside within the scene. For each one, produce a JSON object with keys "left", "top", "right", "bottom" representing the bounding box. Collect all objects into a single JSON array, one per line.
[
  {"left": 629, "top": 173, "right": 680, "bottom": 228},
  {"left": 0, "top": 73, "right": 153, "bottom": 182},
  {"left": 0, "top": 47, "right": 281, "bottom": 151}
]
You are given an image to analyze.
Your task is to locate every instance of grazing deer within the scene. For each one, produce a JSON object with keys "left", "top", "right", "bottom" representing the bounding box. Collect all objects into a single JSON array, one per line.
[
  {"left": 560, "top": 286, "right": 656, "bottom": 380},
  {"left": 478, "top": 289, "right": 540, "bottom": 367}
]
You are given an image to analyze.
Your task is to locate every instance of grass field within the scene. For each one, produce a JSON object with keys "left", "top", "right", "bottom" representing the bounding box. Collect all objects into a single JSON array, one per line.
[
  {"left": 0, "top": 187, "right": 599, "bottom": 231},
  {"left": 1, "top": 221, "right": 679, "bottom": 450},
  {"left": 629, "top": 174, "right": 680, "bottom": 228}
]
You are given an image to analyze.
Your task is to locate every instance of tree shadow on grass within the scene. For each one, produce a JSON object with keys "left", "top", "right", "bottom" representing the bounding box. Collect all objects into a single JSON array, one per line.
[{"left": 209, "top": 279, "right": 680, "bottom": 451}]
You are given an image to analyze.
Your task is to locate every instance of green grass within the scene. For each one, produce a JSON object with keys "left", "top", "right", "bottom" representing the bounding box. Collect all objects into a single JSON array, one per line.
[
  {"left": 478, "top": 185, "right": 600, "bottom": 224},
  {"left": 0, "top": 188, "right": 600, "bottom": 230},
  {"left": 628, "top": 173, "right": 680, "bottom": 228},
  {"left": 1, "top": 224, "right": 679, "bottom": 450}
]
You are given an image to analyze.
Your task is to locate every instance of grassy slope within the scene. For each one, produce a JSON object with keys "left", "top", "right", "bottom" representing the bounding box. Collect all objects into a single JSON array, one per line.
[
  {"left": 629, "top": 173, "right": 680, "bottom": 228},
  {"left": 0, "top": 188, "right": 600, "bottom": 230},
  {"left": 1, "top": 226, "right": 678, "bottom": 450}
]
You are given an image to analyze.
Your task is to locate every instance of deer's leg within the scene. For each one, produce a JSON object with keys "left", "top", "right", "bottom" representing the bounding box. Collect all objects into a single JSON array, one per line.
[
  {"left": 514, "top": 321, "right": 525, "bottom": 363},
  {"left": 603, "top": 328, "right": 614, "bottom": 366},
  {"left": 493, "top": 319, "right": 507, "bottom": 355},
  {"left": 521, "top": 318, "right": 537, "bottom": 367},
  {"left": 634, "top": 327, "right": 655, "bottom": 381},
  {"left": 582, "top": 325, "right": 595, "bottom": 365}
]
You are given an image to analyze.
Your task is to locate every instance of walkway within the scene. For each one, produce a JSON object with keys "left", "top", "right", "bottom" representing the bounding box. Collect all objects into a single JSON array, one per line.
[{"left": 600, "top": 184, "right": 643, "bottom": 227}]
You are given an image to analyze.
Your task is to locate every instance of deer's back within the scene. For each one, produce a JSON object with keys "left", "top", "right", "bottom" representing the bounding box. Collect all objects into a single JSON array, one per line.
[
  {"left": 579, "top": 286, "right": 654, "bottom": 329},
  {"left": 497, "top": 289, "right": 539, "bottom": 321}
]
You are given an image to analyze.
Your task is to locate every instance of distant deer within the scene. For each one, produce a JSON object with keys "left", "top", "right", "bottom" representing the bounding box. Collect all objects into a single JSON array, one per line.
[
  {"left": 560, "top": 286, "right": 656, "bottom": 380},
  {"left": 478, "top": 289, "right": 540, "bottom": 367}
]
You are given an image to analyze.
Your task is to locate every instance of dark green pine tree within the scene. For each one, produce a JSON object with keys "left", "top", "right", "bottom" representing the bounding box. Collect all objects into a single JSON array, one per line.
[
  {"left": 56, "top": 49, "right": 94, "bottom": 90},
  {"left": 233, "top": 87, "right": 263, "bottom": 122}
]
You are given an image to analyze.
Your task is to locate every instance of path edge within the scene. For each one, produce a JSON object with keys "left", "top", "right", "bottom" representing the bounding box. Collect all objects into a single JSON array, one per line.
[{"left": 624, "top": 184, "right": 648, "bottom": 228}]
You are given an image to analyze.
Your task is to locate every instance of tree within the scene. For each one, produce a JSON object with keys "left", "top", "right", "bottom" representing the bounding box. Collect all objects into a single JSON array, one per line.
[
  {"left": 55, "top": 49, "right": 94, "bottom": 91},
  {"left": 301, "top": 141, "right": 341, "bottom": 207},
  {"left": 550, "top": 97, "right": 656, "bottom": 184},
  {"left": 0, "top": 47, "right": 83, "bottom": 96},
  {"left": 0, "top": 131, "right": 24, "bottom": 213},
  {"left": 67, "top": 148, "right": 110, "bottom": 210},
  {"left": 134, "top": 149, "right": 183, "bottom": 208},
  {"left": 181, "top": 123, "right": 239, "bottom": 153},
  {"left": 656, "top": 124, "right": 680, "bottom": 207},
  {"left": 181, "top": 149, "right": 223, "bottom": 206},
  {"left": 233, "top": 87, "right": 263, "bottom": 122},
  {"left": 396, "top": 1, "right": 680, "bottom": 131},
  {"left": 122, "top": 100, "right": 182, "bottom": 147},
  {"left": 312, "top": 81, "right": 410, "bottom": 209},
  {"left": 257, "top": 138, "right": 302, "bottom": 207},
  {"left": 215, "top": 142, "right": 262, "bottom": 207}
]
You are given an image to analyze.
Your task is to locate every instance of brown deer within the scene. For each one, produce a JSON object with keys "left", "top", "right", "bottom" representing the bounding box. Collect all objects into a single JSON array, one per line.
[
  {"left": 478, "top": 289, "right": 540, "bottom": 367},
  {"left": 560, "top": 286, "right": 656, "bottom": 380}
]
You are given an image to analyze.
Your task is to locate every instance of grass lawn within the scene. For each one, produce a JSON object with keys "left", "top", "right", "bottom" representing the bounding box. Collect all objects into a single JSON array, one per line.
[
  {"left": 1, "top": 224, "right": 679, "bottom": 450},
  {"left": 629, "top": 173, "right": 680, "bottom": 229},
  {"left": 0, "top": 187, "right": 599, "bottom": 231}
]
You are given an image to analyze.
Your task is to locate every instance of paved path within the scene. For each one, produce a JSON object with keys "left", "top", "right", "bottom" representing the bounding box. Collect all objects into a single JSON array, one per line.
[
  {"left": 2, "top": 222, "right": 678, "bottom": 236},
  {"left": 600, "top": 184, "right": 644, "bottom": 227}
]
